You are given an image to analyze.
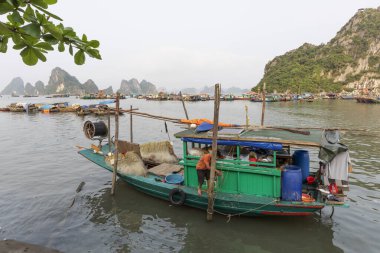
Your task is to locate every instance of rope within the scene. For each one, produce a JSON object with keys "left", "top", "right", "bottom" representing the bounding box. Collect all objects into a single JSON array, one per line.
[{"left": 208, "top": 189, "right": 278, "bottom": 222}]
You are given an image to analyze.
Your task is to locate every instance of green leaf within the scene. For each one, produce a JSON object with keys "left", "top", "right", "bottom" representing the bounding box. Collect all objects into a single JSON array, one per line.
[
  {"left": 20, "top": 46, "right": 39, "bottom": 65},
  {"left": 43, "top": 23, "right": 63, "bottom": 40},
  {"left": 30, "top": 0, "right": 48, "bottom": 9},
  {"left": 0, "top": 3, "right": 14, "bottom": 15},
  {"left": 87, "top": 48, "right": 101, "bottom": 60},
  {"left": 0, "top": 22, "right": 13, "bottom": 35},
  {"left": 21, "top": 23, "right": 41, "bottom": 38},
  {"left": 8, "top": 11, "right": 25, "bottom": 25},
  {"left": 88, "top": 40, "right": 100, "bottom": 48},
  {"left": 13, "top": 42, "right": 27, "bottom": 50},
  {"left": 35, "top": 10, "right": 47, "bottom": 24},
  {"left": 6, "top": 0, "right": 18, "bottom": 7},
  {"left": 33, "top": 47, "right": 47, "bottom": 62},
  {"left": 82, "top": 34, "right": 87, "bottom": 42},
  {"left": 69, "top": 44, "right": 73, "bottom": 55},
  {"left": 34, "top": 42, "right": 53, "bottom": 50},
  {"left": 74, "top": 49, "right": 85, "bottom": 65},
  {"left": 45, "top": 0, "right": 57, "bottom": 4},
  {"left": 23, "top": 5, "right": 36, "bottom": 22},
  {"left": 42, "top": 34, "right": 58, "bottom": 44},
  {"left": 58, "top": 41, "right": 64, "bottom": 52},
  {"left": 0, "top": 36, "right": 9, "bottom": 53},
  {"left": 12, "top": 33, "right": 22, "bottom": 44},
  {"left": 32, "top": 4, "right": 63, "bottom": 21},
  {"left": 62, "top": 27, "right": 77, "bottom": 39}
]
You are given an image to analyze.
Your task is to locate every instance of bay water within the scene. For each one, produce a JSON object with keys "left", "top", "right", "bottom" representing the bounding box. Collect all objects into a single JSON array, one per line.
[{"left": 0, "top": 97, "right": 379, "bottom": 253}]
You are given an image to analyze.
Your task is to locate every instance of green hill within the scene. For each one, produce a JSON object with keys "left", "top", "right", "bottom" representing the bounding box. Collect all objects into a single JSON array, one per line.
[{"left": 254, "top": 7, "right": 380, "bottom": 94}]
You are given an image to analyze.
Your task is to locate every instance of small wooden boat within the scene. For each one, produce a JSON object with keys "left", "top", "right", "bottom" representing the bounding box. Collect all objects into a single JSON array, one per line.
[
  {"left": 79, "top": 123, "right": 350, "bottom": 217},
  {"left": 77, "top": 110, "right": 91, "bottom": 116},
  {"left": 356, "top": 97, "right": 380, "bottom": 104}
]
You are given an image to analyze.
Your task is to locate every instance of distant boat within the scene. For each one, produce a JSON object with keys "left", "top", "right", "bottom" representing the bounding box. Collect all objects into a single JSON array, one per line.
[
  {"left": 356, "top": 97, "right": 380, "bottom": 104},
  {"left": 340, "top": 95, "right": 355, "bottom": 100}
]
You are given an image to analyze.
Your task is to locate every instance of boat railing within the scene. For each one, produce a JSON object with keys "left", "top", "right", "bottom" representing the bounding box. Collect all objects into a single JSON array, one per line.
[{"left": 182, "top": 154, "right": 278, "bottom": 174}]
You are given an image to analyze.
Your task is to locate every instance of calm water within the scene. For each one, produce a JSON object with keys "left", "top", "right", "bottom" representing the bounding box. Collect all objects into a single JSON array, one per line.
[{"left": 0, "top": 97, "right": 379, "bottom": 253}]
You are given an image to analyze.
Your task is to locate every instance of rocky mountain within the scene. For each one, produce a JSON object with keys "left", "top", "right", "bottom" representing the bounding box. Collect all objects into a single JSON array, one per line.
[
  {"left": 254, "top": 7, "right": 380, "bottom": 94},
  {"left": 24, "top": 82, "right": 37, "bottom": 96},
  {"left": 34, "top": 81, "right": 45, "bottom": 95},
  {"left": 101, "top": 86, "right": 114, "bottom": 95},
  {"left": 1, "top": 77, "right": 24, "bottom": 95},
  {"left": 225, "top": 87, "right": 249, "bottom": 95},
  {"left": 180, "top": 88, "right": 198, "bottom": 94},
  {"left": 45, "top": 67, "right": 84, "bottom": 95},
  {"left": 82, "top": 79, "right": 99, "bottom": 94},
  {"left": 199, "top": 85, "right": 249, "bottom": 95},
  {"left": 118, "top": 78, "right": 158, "bottom": 95},
  {"left": 140, "top": 80, "right": 158, "bottom": 94}
]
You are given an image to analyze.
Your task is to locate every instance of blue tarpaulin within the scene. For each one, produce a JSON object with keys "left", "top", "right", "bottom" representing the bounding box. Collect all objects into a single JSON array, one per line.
[
  {"left": 195, "top": 122, "right": 213, "bottom": 132},
  {"left": 181, "top": 137, "right": 283, "bottom": 151},
  {"left": 40, "top": 104, "right": 53, "bottom": 110},
  {"left": 99, "top": 100, "right": 116, "bottom": 105}
]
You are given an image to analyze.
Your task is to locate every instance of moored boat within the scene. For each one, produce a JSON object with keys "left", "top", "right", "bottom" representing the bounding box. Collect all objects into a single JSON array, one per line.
[
  {"left": 79, "top": 120, "right": 351, "bottom": 217},
  {"left": 356, "top": 97, "right": 380, "bottom": 104}
]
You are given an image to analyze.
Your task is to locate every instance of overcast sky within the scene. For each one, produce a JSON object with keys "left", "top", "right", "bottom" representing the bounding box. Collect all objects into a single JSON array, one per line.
[{"left": 1, "top": 0, "right": 379, "bottom": 91}]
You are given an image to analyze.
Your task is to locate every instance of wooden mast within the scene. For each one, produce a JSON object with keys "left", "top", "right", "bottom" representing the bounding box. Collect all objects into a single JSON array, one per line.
[
  {"left": 261, "top": 82, "right": 266, "bottom": 126},
  {"left": 207, "top": 83, "right": 221, "bottom": 221},
  {"left": 179, "top": 91, "right": 189, "bottom": 120},
  {"left": 130, "top": 105, "right": 133, "bottom": 143},
  {"left": 107, "top": 108, "right": 111, "bottom": 153},
  {"left": 111, "top": 93, "right": 120, "bottom": 195}
]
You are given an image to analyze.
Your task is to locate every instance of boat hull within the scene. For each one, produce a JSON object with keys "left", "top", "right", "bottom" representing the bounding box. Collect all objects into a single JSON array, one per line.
[{"left": 79, "top": 149, "right": 324, "bottom": 217}]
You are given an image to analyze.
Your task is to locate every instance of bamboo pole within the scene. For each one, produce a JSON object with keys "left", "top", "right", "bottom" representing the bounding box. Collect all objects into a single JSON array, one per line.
[
  {"left": 245, "top": 105, "right": 249, "bottom": 129},
  {"left": 111, "top": 93, "right": 120, "bottom": 196},
  {"left": 107, "top": 108, "right": 111, "bottom": 153},
  {"left": 261, "top": 82, "right": 266, "bottom": 126},
  {"left": 179, "top": 91, "right": 189, "bottom": 120},
  {"left": 207, "top": 83, "right": 221, "bottom": 221},
  {"left": 130, "top": 105, "right": 133, "bottom": 143}
]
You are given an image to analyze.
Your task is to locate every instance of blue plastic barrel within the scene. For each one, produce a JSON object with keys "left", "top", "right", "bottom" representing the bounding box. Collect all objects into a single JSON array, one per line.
[
  {"left": 281, "top": 165, "right": 302, "bottom": 201},
  {"left": 292, "top": 150, "right": 310, "bottom": 181}
]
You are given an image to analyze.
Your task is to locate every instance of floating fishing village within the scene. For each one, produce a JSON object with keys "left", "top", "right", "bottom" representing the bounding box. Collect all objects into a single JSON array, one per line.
[{"left": 1, "top": 2, "right": 380, "bottom": 253}]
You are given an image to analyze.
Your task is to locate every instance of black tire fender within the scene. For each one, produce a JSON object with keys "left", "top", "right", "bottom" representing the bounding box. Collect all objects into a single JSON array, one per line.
[{"left": 168, "top": 188, "right": 186, "bottom": 206}]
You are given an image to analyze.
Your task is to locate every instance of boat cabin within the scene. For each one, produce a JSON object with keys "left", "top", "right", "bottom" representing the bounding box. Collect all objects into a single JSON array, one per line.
[
  {"left": 179, "top": 137, "right": 282, "bottom": 198},
  {"left": 175, "top": 126, "right": 349, "bottom": 202}
]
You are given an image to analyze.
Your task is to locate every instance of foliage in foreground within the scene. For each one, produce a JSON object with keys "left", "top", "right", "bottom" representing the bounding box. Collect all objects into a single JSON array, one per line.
[{"left": 0, "top": 0, "right": 101, "bottom": 65}]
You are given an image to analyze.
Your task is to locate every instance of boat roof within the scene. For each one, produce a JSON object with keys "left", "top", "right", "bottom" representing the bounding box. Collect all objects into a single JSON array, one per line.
[{"left": 174, "top": 127, "right": 325, "bottom": 147}]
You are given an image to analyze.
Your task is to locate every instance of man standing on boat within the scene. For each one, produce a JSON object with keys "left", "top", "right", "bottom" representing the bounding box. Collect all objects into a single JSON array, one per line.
[{"left": 196, "top": 148, "right": 222, "bottom": 196}]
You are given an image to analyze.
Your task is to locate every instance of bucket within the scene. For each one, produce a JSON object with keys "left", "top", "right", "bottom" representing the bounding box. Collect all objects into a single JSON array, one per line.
[
  {"left": 292, "top": 150, "right": 309, "bottom": 181},
  {"left": 165, "top": 174, "right": 184, "bottom": 185},
  {"left": 281, "top": 165, "right": 302, "bottom": 201}
]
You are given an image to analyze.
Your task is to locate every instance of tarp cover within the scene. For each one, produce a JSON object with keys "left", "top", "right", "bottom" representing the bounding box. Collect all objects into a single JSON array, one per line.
[
  {"left": 318, "top": 130, "right": 348, "bottom": 162},
  {"left": 99, "top": 100, "right": 116, "bottom": 105},
  {"left": 182, "top": 137, "right": 283, "bottom": 151},
  {"left": 40, "top": 104, "right": 53, "bottom": 110}
]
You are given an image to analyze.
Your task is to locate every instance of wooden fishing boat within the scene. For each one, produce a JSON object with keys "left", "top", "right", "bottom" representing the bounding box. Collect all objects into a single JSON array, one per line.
[
  {"left": 79, "top": 124, "right": 350, "bottom": 217},
  {"left": 356, "top": 97, "right": 380, "bottom": 104}
]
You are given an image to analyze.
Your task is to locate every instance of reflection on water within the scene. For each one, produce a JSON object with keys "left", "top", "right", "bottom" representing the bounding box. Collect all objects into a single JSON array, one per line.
[
  {"left": 85, "top": 182, "right": 341, "bottom": 253},
  {"left": 0, "top": 97, "right": 379, "bottom": 253}
]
